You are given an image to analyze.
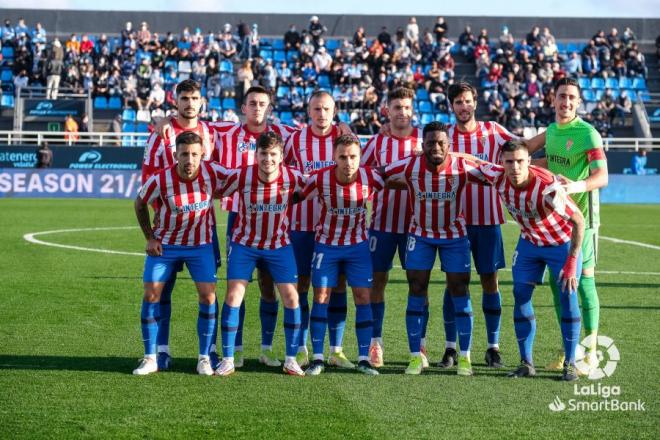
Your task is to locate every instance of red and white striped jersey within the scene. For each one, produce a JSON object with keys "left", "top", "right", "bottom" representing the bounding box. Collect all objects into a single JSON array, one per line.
[
  {"left": 478, "top": 163, "right": 578, "bottom": 246},
  {"left": 141, "top": 119, "right": 214, "bottom": 183},
  {"left": 219, "top": 164, "right": 305, "bottom": 249},
  {"left": 448, "top": 121, "right": 517, "bottom": 226},
  {"left": 139, "top": 162, "right": 228, "bottom": 246},
  {"left": 301, "top": 166, "right": 384, "bottom": 246},
  {"left": 384, "top": 155, "right": 487, "bottom": 239},
  {"left": 213, "top": 122, "right": 294, "bottom": 212},
  {"left": 361, "top": 129, "right": 423, "bottom": 233},
  {"left": 284, "top": 125, "right": 341, "bottom": 232}
]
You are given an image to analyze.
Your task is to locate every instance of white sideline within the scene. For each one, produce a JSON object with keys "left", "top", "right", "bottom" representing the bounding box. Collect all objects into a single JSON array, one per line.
[{"left": 22, "top": 226, "right": 660, "bottom": 276}]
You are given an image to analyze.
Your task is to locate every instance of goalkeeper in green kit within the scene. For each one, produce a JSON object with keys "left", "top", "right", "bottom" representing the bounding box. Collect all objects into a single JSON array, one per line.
[{"left": 527, "top": 77, "right": 608, "bottom": 374}]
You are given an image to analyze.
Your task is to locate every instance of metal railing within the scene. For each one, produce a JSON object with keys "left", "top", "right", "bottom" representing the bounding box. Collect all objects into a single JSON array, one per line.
[
  {"left": 0, "top": 131, "right": 150, "bottom": 146},
  {"left": 0, "top": 130, "right": 658, "bottom": 151}
]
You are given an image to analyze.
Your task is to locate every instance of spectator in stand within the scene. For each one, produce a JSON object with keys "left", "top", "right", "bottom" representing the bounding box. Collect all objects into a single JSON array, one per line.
[
  {"left": 111, "top": 114, "right": 122, "bottom": 145},
  {"left": 622, "top": 27, "right": 637, "bottom": 46},
  {"left": 13, "top": 69, "right": 29, "bottom": 91},
  {"left": 631, "top": 149, "right": 648, "bottom": 175},
  {"left": 300, "top": 34, "right": 315, "bottom": 62},
  {"left": 590, "top": 101, "right": 612, "bottom": 138},
  {"left": 582, "top": 45, "right": 600, "bottom": 77},
  {"left": 434, "top": 16, "right": 448, "bottom": 43},
  {"left": 46, "top": 40, "right": 64, "bottom": 99},
  {"left": 459, "top": 26, "right": 476, "bottom": 58},
  {"left": 284, "top": 24, "right": 301, "bottom": 51},
  {"left": 614, "top": 89, "right": 632, "bottom": 126},
  {"left": 136, "top": 22, "right": 152, "bottom": 48},
  {"left": 378, "top": 26, "right": 393, "bottom": 54},
  {"left": 2, "top": 19, "right": 15, "bottom": 46},
  {"left": 563, "top": 51, "right": 582, "bottom": 76},
  {"left": 592, "top": 30, "right": 609, "bottom": 54},
  {"left": 36, "top": 142, "right": 53, "bottom": 168},
  {"left": 313, "top": 46, "right": 333, "bottom": 73},
  {"left": 80, "top": 34, "right": 94, "bottom": 56},
  {"left": 406, "top": 17, "right": 419, "bottom": 45},
  {"left": 473, "top": 37, "right": 490, "bottom": 62},
  {"left": 64, "top": 114, "right": 79, "bottom": 143},
  {"left": 222, "top": 108, "right": 240, "bottom": 123},
  {"left": 145, "top": 82, "right": 165, "bottom": 110},
  {"left": 80, "top": 113, "right": 90, "bottom": 132},
  {"left": 236, "top": 60, "right": 254, "bottom": 99},
  {"left": 219, "top": 29, "right": 237, "bottom": 59},
  {"left": 309, "top": 16, "right": 326, "bottom": 47}
]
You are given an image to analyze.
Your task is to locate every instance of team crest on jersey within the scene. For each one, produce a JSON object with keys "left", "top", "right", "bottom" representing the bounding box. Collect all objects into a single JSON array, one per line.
[
  {"left": 446, "top": 176, "right": 456, "bottom": 187},
  {"left": 238, "top": 140, "right": 256, "bottom": 153},
  {"left": 566, "top": 139, "right": 574, "bottom": 151},
  {"left": 362, "top": 186, "right": 369, "bottom": 199}
]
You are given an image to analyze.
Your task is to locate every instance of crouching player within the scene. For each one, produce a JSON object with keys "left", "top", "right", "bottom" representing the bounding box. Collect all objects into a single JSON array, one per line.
[
  {"left": 300, "top": 134, "right": 384, "bottom": 376},
  {"left": 133, "top": 132, "right": 228, "bottom": 376},
  {"left": 472, "top": 140, "right": 585, "bottom": 381},
  {"left": 214, "top": 132, "right": 305, "bottom": 377}
]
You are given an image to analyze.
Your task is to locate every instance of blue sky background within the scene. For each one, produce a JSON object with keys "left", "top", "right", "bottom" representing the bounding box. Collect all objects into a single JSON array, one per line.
[{"left": 2, "top": 0, "right": 659, "bottom": 18}]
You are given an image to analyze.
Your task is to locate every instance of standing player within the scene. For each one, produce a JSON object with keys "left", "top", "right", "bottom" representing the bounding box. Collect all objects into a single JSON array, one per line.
[
  {"left": 528, "top": 77, "right": 608, "bottom": 372},
  {"left": 214, "top": 132, "right": 306, "bottom": 377},
  {"left": 360, "top": 87, "right": 423, "bottom": 368},
  {"left": 213, "top": 85, "right": 294, "bottom": 369},
  {"left": 470, "top": 141, "right": 585, "bottom": 381},
  {"left": 284, "top": 90, "right": 352, "bottom": 370},
  {"left": 442, "top": 81, "right": 517, "bottom": 369},
  {"left": 381, "top": 121, "right": 491, "bottom": 376},
  {"left": 141, "top": 79, "right": 217, "bottom": 371},
  {"left": 300, "top": 134, "right": 382, "bottom": 376},
  {"left": 133, "top": 132, "right": 227, "bottom": 376}
]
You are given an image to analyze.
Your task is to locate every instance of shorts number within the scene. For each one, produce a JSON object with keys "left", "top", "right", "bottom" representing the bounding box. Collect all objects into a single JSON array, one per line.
[
  {"left": 369, "top": 236, "right": 378, "bottom": 252},
  {"left": 311, "top": 252, "right": 324, "bottom": 269},
  {"left": 407, "top": 236, "right": 416, "bottom": 252},
  {"left": 511, "top": 250, "right": 518, "bottom": 268}
]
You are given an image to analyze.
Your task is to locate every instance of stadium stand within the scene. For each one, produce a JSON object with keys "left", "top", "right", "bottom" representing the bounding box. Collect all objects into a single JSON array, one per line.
[{"left": 0, "top": 14, "right": 657, "bottom": 138}]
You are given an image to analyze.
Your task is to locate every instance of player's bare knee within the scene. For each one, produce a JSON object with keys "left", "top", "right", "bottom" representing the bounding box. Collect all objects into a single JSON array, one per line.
[
  {"left": 480, "top": 272, "right": 499, "bottom": 292},
  {"left": 352, "top": 287, "right": 371, "bottom": 305},
  {"left": 277, "top": 283, "right": 299, "bottom": 309},
  {"left": 313, "top": 287, "right": 332, "bottom": 304},
  {"left": 143, "top": 283, "right": 164, "bottom": 303}
]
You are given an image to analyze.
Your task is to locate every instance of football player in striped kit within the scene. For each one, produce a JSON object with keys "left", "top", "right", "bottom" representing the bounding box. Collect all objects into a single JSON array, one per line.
[
  {"left": 214, "top": 132, "right": 306, "bottom": 377},
  {"left": 467, "top": 140, "right": 585, "bottom": 381},
  {"left": 299, "top": 134, "right": 384, "bottom": 376},
  {"left": 133, "top": 132, "right": 229, "bottom": 376},
  {"left": 360, "top": 87, "right": 423, "bottom": 368}
]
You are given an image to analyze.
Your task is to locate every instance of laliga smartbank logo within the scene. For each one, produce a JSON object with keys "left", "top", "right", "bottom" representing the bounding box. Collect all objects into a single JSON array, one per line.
[{"left": 548, "top": 335, "right": 646, "bottom": 413}]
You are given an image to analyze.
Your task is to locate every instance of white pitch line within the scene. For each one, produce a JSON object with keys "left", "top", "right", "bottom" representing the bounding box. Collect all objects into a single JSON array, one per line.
[
  {"left": 388, "top": 265, "right": 660, "bottom": 276},
  {"left": 23, "top": 227, "right": 144, "bottom": 257}
]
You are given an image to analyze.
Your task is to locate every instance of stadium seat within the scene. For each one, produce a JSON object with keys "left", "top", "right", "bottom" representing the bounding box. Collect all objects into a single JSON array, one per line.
[
  {"left": 259, "top": 49, "right": 273, "bottom": 60},
  {"left": 337, "top": 111, "right": 350, "bottom": 124},
  {"left": 1, "top": 94, "right": 15, "bottom": 108},
  {"left": 1, "top": 46, "right": 14, "bottom": 59},
  {"left": 209, "top": 97, "right": 221, "bottom": 110},
  {"left": 325, "top": 39, "right": 340, "bottom": 51},
  {"left": 273, "top": 50, "right": 286, "bottom": 63},
  {"left": 219, "top": 60, "right": 233, "bottom": 73},
  {"left": 618, "top": 77, "right": 633, "bottom": 89},
  {"left": 121, "top": 135, "right": 135, "bottom": 147},
  {"left": 578, "top": 77, "right": 591, "bottom": 90},
  {"left": 416, "top": 89, "right": 429, "bottom": 101},
  {"left": 605, "top": 77, "right": 619, "bottom": 90},
  {"left": 566, "top": 42, "right": 579, "bottom": 53},
  {"left": 632, "top": 77, "right": 647, "bottom": 91},
  {"left": 418, "top": 100, "right": 433, "bottom": 113},
  {"left": 259, "top": 37, "right": 272, "bottom": 47},
  {"left": 639, "top": 91, "right": 650, "bottom": 102},
  {"left": 1, "top": 69, "right": 12, "bottom": 82},
  {"left": 122, "top": 109, "right": 136, "bottom": 121},
  {"left": 595, "top": 89, "right": 604, "bottom": 100},
  {"left": 165, "top": 60, "right": 178, "bottom": 72},
  {"left": 272, "top": 39, "right": 285, "bottom": 50},
  {"left": 626, "top": 89, "right": 638, "bottom": 103},
  {"left": 435, "top": 113, "right": 450, "bottom": 124},
  {"left": 121, "top": 122, "right": 135, "bottom": 132},
  {"left": 591, "top": 78, "right": 605, "bottom": 90},
  {"left": 286, "top": 50, "right": 299, "bottom": 62},
  {"left": 556, "top": 42, "right": 567, "bottom": 54},
  {"left": 108, "top": 96, "right": 122, "bottom": 109},
  {"left": 420, "top": 113, "right": 434, "bottom": 125},
  {"left": 136, "top": 122, "right": 150, "bottom": 132},
  {"left": 279, "top": 111, "right": 293, "bottom": 124},
  {"left": 222, "top": 98, "right": 236, "bottom": 110},
  {"left": 94, "top": 96, "right": 108, "bottom": 109},
  {"left": 318, "top": 75, "right": 331, "bottom": 89},
  {"left": 304, "top": 86, "right": 315, "bottom": 97},
  {"left": 276, "top": 85, "right": 290, "bottom": 98}
]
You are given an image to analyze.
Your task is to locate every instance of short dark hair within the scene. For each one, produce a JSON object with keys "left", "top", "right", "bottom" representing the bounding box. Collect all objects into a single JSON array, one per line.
[
  {"left": 308, "top": 89, "right": 334, "bottom": 103},
  {"left": 501, "top": 140, "right": 529, "bottom": 154},
  {"left": 244, "top": 85, "right": 271, "bottom": 103},
  {"left": 175, "top": 131, "right": 203, "bottom": 149},
  {"left": 554, "top": 76, "right": 581, "bottom": 94},
  {"left": 333, "top": 133, "right": 360, "bottom": 150},
  {"left": 447, "top": 81, "right": 477, "bottom": 104},
  {"left": 388, "top": 87, "right": 415, "bottom": 102},
  {"left": 422, "top": 121, "right": 448, "bottom": 138},
  {"left": 175, "top": 79, "right": 202, "bottom": 96},
  {"left": 256, "top": 131, "right": 284, "bottom": 152}
]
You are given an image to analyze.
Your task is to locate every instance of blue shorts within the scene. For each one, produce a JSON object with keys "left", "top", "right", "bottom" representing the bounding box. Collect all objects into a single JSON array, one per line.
[
  {"left": 144, "top": 244, "right": 217, "bottom": 283},
  {"left": 311, "top": 241, "right": 373, "bottom": 288},
  {"left": 405, "top": 235, "right": 471, "bottom": 273},
  {"left": 466, "top": 225, "right": 505, "bottom": 274},
  {"left": 227, "top": 242, "right": 298, "bottom": 284},
  {"left": 368, "top": 229, "right": 407, "bottom": 272},
  {"left": 290, "top": 230, "right": 316, "bottom": 277},
  {"left": 512, "top": 237, "right": 583, "bottom": 289}
]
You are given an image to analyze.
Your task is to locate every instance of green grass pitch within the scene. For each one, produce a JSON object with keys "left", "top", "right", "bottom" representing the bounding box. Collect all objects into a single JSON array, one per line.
[{"left": 0, "top": 199, "right": 658, "bottom": 439}]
